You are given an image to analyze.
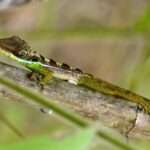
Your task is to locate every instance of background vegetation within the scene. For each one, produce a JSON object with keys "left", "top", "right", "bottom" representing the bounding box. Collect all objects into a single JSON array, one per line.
[{"left": 0, "top": 0, "right": 150, "bottom": 149}]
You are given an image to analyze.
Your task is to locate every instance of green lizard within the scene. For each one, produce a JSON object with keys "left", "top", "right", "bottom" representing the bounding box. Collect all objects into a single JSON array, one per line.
[{"left": 0, "top": 36, "right": 150, "bottom": 114}]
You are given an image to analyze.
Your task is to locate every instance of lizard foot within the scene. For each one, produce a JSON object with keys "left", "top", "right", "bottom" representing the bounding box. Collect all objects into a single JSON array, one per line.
[{"left": 26, "top": 72, "right": 44, "bottom": 90}]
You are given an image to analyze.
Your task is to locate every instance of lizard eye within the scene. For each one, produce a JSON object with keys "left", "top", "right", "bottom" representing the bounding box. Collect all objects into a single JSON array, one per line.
[{"left": 30, "top": 56, "right": 39, "bottom": 62}]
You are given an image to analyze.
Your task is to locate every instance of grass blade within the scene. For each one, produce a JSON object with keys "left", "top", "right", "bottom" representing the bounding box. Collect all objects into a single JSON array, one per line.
[{"left": 0, "top": 76, "right": 136, "bottom": 150}]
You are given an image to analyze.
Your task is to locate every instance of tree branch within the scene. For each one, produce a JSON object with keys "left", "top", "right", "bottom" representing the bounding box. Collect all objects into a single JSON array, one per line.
[{"left": 0, "top": 61, "right": 149, "bottom": 139}]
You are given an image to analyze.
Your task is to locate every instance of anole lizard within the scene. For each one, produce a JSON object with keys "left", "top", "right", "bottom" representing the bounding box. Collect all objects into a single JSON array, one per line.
[{"left": 0, "top": 36, "right": 150, "bottom": 114}]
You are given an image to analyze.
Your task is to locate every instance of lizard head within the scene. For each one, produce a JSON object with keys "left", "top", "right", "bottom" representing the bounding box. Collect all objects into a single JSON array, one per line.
[{"left": 0, "top": 36, "right": 30, "bottom": 55}]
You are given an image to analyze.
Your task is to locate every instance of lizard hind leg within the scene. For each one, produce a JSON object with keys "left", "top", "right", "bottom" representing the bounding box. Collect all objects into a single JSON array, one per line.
[{"left": 39, "top": 70, "right": 53, "bottom": 90}]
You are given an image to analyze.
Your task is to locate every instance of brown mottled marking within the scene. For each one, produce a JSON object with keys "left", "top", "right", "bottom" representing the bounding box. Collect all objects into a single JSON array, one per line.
[
  {"left": 74, "top": 68, "right": 83, "bottom": 73},
  {"left": 61, "top": 63, "right": 71, "bottom": 70},
  {"left": 49, "top": 59, "right": 57, "bottom": 67},
  {"left": 39, "top": 55, "right": 47, "bottom": 63}
]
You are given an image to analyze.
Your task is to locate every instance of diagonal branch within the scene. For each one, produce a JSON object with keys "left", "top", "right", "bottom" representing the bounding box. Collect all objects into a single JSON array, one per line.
[{"left": 0, "top": 61, "right": 149, "bottom": 139}]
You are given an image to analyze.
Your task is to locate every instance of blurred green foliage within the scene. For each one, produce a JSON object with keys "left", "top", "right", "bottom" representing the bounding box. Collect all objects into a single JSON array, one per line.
[
  {"left": 0, "top": 129, "right": 94, "bottom": 150},
  {"left": 134, "top": 7, "right": 150, "bottom": 32},
  {"left": 0, "top": 0, "right": 150, "bottom": 149}
]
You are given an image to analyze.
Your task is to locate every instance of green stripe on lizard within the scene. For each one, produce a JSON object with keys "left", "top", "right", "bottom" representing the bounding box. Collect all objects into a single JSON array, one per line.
[{"left": 0, "top": 36, "right": 150, "bottom": 114}]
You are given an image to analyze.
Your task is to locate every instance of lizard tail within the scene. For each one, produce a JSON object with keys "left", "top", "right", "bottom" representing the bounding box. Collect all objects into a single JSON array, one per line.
[{"left": 78, "top": 75, "right": 150, "bottom": 114}]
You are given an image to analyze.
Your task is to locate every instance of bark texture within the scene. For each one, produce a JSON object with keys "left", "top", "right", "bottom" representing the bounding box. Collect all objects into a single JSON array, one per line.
[{"left": 0, "top": 62, "right": 149, "bottom": 140}]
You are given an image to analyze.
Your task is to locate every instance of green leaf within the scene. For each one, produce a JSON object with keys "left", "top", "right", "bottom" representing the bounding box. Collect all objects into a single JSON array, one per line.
[
  {"left": 133, "top": 140, "right": 150, "bottom": 150},
  {"left": 134, "top": 7, "right": 150, "bottom": 32},
  {"left": 0, "top": 113, "right": 24, "bottom": 138},
  {"left": 0, "top": 128, "right": 94, "bottom": 150}
]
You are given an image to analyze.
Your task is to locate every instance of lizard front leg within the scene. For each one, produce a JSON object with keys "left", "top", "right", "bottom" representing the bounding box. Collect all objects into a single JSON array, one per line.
[{"left": 26, "top": 69, "right": 53, "bottom": 90}]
